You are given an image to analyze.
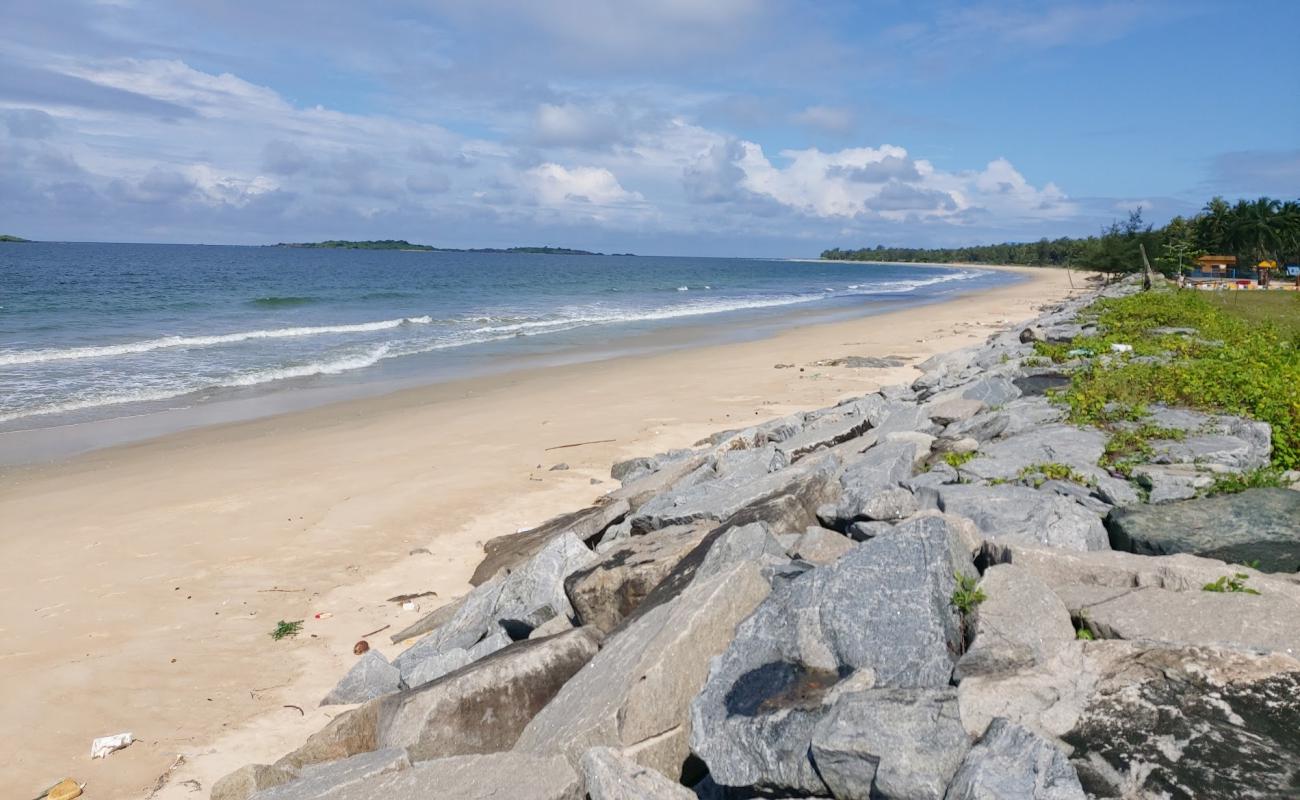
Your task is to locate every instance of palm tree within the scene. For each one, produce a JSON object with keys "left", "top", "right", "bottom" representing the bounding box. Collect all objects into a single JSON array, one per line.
[
  {"left": 1278, "top": 199, "right": 1300, "bottom": 267},
  {"left": 1227, "top": 197, "right": 1281, "bottom": 267},
  {"left": 1196, "top": 196, "right": 1232, "bottom": 253}
]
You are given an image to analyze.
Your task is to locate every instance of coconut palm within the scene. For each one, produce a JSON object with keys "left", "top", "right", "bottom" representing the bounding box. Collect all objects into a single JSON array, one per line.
[{"left": 1227, "top": 197, "right": 1282, "bottom": 266}]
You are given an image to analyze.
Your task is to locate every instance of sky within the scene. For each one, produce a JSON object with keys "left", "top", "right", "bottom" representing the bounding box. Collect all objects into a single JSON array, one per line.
[{"left": 1, "top": 1, "right": 1297, "bottom": 256}]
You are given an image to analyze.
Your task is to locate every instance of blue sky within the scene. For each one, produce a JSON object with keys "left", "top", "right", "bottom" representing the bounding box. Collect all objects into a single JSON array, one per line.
[{"left": 1, "top": 1, "right": 1296, "bottom": 256}]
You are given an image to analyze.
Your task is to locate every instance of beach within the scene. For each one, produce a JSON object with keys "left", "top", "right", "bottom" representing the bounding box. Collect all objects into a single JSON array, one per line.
[{"left": 0, "top": 266, "right": 1081, "bottom": 798}]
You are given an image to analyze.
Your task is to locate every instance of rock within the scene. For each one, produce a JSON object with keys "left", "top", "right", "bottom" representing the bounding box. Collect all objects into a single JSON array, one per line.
[
  {"left": 394, "top": 532, "right": 597, "bottom": 682},
  {"left": 960, "top": 376, "right": 1021, "bottom": 407},
  {"left": 321, "top": 650, "right": 401, "bottom": 706},
  {"left": 846, "top": 520, "right": 895, "bottom": 541},
  {"left": 1131, "top": 464, "right": 1216, "bottom": 503},
  {"left": 1019, "top": 327, "right": 1041, "bottom": 343},
  {"left": 580, "top": 747, "right": 695, "bottom": 800},
  {"left": 789, "top": 527, "right": 855, "bottom": 565},
  {"left": 250, "top": 749, "right": 409, "bottom": 800},
  {"left": 932, "top": 435, "right": 979, "bottom": 456},
  {"left": 1012, "top": 370, "right": 1072, "bottom": 397},
  {"left": 529, "top": 613, "right": 574, "bottom": 639},
  {"left": 944, "top": 718, "right": 1084, "bottom": 800},
  {"left": 212, "top": 763, "right": 297, "bottom": 800},
  {"left": 829, "top": 440, "right": 920, "bottom": 525},
  {"left": 1142, "top": 411, "right": 1272, "bottom": 472},
  {"left": 999, "top": 397, "right": 1067, "bottom": 438},
  {"left": 389, "top": 595, "right": 467, "bottom": 645},
  {"left": 926, "top": 398, "right": 987, "bottom": 426},
  {"left": 612, "top": 457, "right": 658, "bottom": 483},
  {"left": 816, "top": 355, "right": 908, "bottom": 369},
  {"left": 515, "top": 562, "right": 771, "bottom": 780},
  {"left": 317, "top": 752, "right": 582, "bottom": 800},
  {"left": 882, "top": 430, "right": 935, "bottom": 463},
  {"left": 471, "top": 500, "right": 627, "bottom": 585},
  {"left": 1092, "top": 475, "right": 1140, "bottom": 508},
  {"left": 957, "top": 425, "right": 1108, "bottom": 484},
  {"left": 879, "top": 383, "right": 916, "bottom": 402},
  {"left": 564, "top": 523, "right": 711, "bottom": 633},
  {"left": 278, "top": 703, "right": 381, "bottom": 771},
  {"left": 933, "top": 484, "right": 1109, "bottom": 551},
  {"left": 860, "top": 486, "right": 918, "bottom": 521},
  {"left": 955, "top": 565, "right": 1074, "bottom": 681},
  {"left": 381, "top": 628, "right": 601, "bottom": 762},
  {"left": 630, "top": 453, "right": 840, "bottom": 535},
  {"left": 1106, "top": 488, "right": 1300, "bottom": 572},
  {"left": 403, "top": 630, "right": 510, "bottom": 689},
  {"left": 550, "top": 463, "right": 570, "bottom": 471},
  {"left": 872, "top": 401, "right": 941, "bottom": 438},
  {"left": 776, "top": 415, "right": 871, "bottom": 463},
  {"left": 810, "top": 687, "right": 970, "bottom": 800},
  {"left": 694, "top": 521, "right": 789, "bottom": 579},
  {"left": 610, "top": 452, "right": 710, "bottom": 511},
  {"left": 943, "top": 411, "right": 1010, "bottom": 444},
  {"left": 1056, "top": 582, "right": 1300, "bottom": 656},
  {"left": 689, "top": 516, "right": 973, "bottom": 795},
  {"left": 1062, "top": 643, "right": 1300, "bottom": 800}
]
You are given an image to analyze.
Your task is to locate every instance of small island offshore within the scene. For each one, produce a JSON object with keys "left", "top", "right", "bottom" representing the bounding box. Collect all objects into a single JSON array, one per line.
[
  {"left": 0, "top": 234, "right": 32, "bottom": 242},
  {"left": 272, "top": 239, "right": 632, "bottom": 256}
]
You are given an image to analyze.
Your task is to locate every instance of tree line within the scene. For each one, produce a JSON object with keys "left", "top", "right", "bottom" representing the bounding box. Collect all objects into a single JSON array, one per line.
[{"left": 822, "top": 196, "right": 1300, "bottom": 276}]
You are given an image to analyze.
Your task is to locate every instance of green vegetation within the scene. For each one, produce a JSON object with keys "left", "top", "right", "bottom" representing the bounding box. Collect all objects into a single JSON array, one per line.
[
  {"left": 822, "top": 194, "right": 1300, "bottom": 276},
  {"left": 274, "top": 240, "right": 612, "bottom": 255},
  {"left": 950, "top": 571, "right": 986, "bottom": 653},
  {"left": 269, "top": 619, "right": 304, "bottom": 640},
  {"left": 943, "top": 450, "right": 977, "bottom": 468},
  {"left": 1018, "top": 462, "right": 1095, "bottom": 488},
  {"left": 0, "top": 234, "right": 31, "bottom": 242},
  {"left": 1206, "top": 467, "right": 1288, "bottom": 495},
  {"left": 1203, "top": 573, "right": 1260, "bottom": 595},
  {"left": 1040, "top": 288, "right": 1300, "bottom": 470},
  {"left": 1075, "top": 628, "right": 1095, "bottom": 641},
  {"left": 1209, "top": 291, "right": 1300, "bottom": 341}
]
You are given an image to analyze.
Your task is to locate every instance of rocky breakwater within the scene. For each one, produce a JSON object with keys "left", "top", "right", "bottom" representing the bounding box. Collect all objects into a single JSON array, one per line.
[{"left": 214, "top": 275, "right": 1300, "bottom": 800}]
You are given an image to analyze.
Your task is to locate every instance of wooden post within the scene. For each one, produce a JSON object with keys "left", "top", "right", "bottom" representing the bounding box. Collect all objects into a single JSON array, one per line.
[{"left": 1139, "top": 243, "right": 1153, "bottom": 291}]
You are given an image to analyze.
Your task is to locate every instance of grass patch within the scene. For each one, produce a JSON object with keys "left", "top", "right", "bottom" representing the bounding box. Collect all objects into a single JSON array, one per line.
[
  {"left": 943, "top": 450, "right": 977, "bottom": 468},
  {"left": 1018, "top": 462, "right": 1095, "bottom": 488},
  {"left": 270, "top": 619, "right": 304, "bottom": 640},
  {"left": 1205, "top": 467, "right": 1288, "bottom": 495},
  {"left": 1045, "top": 288, "right": 1300, "bottom": 470},
  {"left": 950, "top": 571, "right": 986, "bottom": 653},
  {"left": 1208, "top": 291, "right": 1300, "bottom": 342}
]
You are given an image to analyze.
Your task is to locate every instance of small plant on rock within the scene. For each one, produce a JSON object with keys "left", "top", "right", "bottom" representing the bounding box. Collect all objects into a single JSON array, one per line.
[
  {"left": 1202, "top": 573, "right": 1260, "bottom": 595},
  {"left": 944, "top": 450, "right": 976, "bottom": 468},
  {"left": 270, "top": 619, "right": 304, "bottom": 640},
  {"left": 950, "top": 571, "right": 986, "bottom": 653}
]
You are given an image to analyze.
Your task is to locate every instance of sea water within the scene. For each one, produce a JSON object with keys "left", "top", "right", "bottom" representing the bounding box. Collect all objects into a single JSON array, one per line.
[{"left": 0, "top": 243, "right": 1017, "bottom": 438}]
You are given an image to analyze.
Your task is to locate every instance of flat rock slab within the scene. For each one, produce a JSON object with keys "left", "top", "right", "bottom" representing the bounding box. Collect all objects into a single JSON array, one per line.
[
  {"left": 1106, "top": 488, "right": 1300, "bottom": 572},
  {"left": 776, "top": 414, "right": 871, "bottom": 462},
  {"left": 580, "top": 747, "right": 695, "bottom": 800},
  {"left": 956, "top": 564, "right": 1074, "bottom": 681},
  {"left": 251, "top": 749, "right": 409, "bottom": 800},
  {"left": 945, "top": 718, "right": 1084, "bottom": 800},
  {"left": 322, "top": 650, "right": 401, "bottom": 706},
  {"left": 932, "top": 484, "right": 1109, "bottom": 551},
  {"left": 958, "top": 425, "right": 1108, "bottom": 484},
  {"left": 471, "top": 501, "right": 628, "bottom": 585},
  {"left": 313, "top": 752, "right": 583, "bottom": 800}
]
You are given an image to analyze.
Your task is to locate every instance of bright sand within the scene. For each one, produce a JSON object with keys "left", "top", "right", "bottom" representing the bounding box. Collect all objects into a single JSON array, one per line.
[{"left": 0, "top": 266, "right": 1082, "bottom": 798}]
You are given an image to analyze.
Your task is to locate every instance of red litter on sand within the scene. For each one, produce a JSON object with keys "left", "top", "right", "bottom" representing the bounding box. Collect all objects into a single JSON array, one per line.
[{"left": 314, "top": 612, "right": 333, "bottom": 620}]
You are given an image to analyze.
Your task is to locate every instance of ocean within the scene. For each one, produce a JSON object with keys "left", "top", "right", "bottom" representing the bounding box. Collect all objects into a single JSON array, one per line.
[{"left": 0, "top": 243, "right": 1018, "bottom": 442}]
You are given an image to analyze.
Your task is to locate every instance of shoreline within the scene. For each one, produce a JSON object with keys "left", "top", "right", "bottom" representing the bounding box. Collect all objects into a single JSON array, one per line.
[{"left": 0, "top": 266, "right": 1082, "bottom": 798}]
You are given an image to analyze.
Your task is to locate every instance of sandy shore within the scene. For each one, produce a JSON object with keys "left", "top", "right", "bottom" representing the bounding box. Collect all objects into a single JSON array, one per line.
[{"left": 0, "top": 266, "right": 1082, "bottom": 799}]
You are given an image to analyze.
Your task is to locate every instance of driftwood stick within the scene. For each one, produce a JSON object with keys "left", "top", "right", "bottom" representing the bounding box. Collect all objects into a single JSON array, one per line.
[
  {"left": 544, "top": 438, "right": 615, "bottom": 451},
  {"left": 361, "top": 623, "right": 390, "bottom": 638}
]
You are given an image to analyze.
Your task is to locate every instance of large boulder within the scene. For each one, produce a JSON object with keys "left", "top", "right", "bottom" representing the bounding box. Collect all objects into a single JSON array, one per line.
[
  {"left": 393, "top": 532, "right": 597, "bottom": 681},
  {"left": 321, "top": 650, "right": 401, "bottom": 706},
  {"left": 1106, "top": 488, "right": 1300, "bottom": 572},
  {"left": 826, "top": 440, "right": 920, "bottom": 526},
  {"left": 930, "top": 484, "right": 1108, "bottom": 551},
  {"left": 775, "top": 414, "right": 871, "bottom": 463},
  {"left": 788, "top": 527, "right": 855, "bottom": 565},
  {"left": 957, "top": 425, "right": 1108, "bottom": 484},
  {"left": 249, "top": 749, "right": 409, "bottom": 800},
  {"left": 471, "top": 501, "right": 628, "bottom": 585},
  {"left": 306, "top": 752, "right": 583, "bottom": 800},
  {"left": 689, "top": 516, "right": 973, "bottom": 795},
  {"left": 955, "top": 565, "right": 1074, "bottom": 681},
  {"left": 809, "top": 687, "right": 970, "bottom": 800},
  {"left": 580, "top": 747, "right": 695, "bottom": 800},
  {"left": 212, "top": 763, "right": 297, "bottom": 800},
  {"left": 564, "top": 523, "right": 711, "bottom": 633},
  {"left": 944, "top": 718, "right": 1084, "bottom": 800},
  {"left": 514, "top": 562, "right": 771, "bottom": 780},
  {"left": 1143, "top": 410, "right": 1272, "bottom": 472}
]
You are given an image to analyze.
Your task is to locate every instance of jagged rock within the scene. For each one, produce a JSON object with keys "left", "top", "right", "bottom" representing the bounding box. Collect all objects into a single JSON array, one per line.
[
  {"left": 610, "top": 451, "right": 709, "bottom": 511},
  {"left": 944, "top": 718, "right": 1084, "bottom": 800},
  {"left": 958, "top": 425, "right": 1108, "bottom": 484},
  {"left": 689, "top": 516, "right": 973, "bottom": 795},
  {"left": 960, "top": 376, "right": 1021, "bottom": 407},
  {"left": 931, "top": 484, "right": 1108, "bottom": 551},
  {"left": 529, "top": 613, "right": 574, "bottom": 639},
  {"left": 955, "top": 565, "right": 1074, "bottom": 681},
  {"left": 926, "top": 397, "right": 986, "bottom": 426},
  {"left": 943, "top": 410, "right": 1010, "bottom": 444},
  {"left": 999, "top": 397, "right": 1067, "bottom": 438},
  {"left": 817, "top": 355, "right": 908, "bottom": 369},
  {"left": 471, "top": 501, "right": 627, "bottom": 585},
  {"left": 860, "top": 486, "right": 918, "bottom": 521},
  {"left": 1012, "top": 370, "right": 1072, "bottom": 397},
  {"left": 1139, "top": 408, "right": 1272, "bottom": 472},
  {"left": 612, "top": 457, "right": 658, "bottom": 483},
  {"left": 322, "top": 650, "right": 401, "bottom": 705},
  {"left": 629, "top": 452, "right": 839, "bottom": 535},
  {"left": 879, "top": 383, "right": 917, "bottom": 402},
  {"left": 251, "top": 749, "right": 409, "bottom": 800},
  {"left": 882, "top": 430, "right": 935, "bottom": 463},
  {"left": 809, "top": 688, "right": 969, "bottom": 800},
  {"left": 872, "top": 401, "right": 941, "bottom": 438},
  {"left": 515, "top": 562, "right": 771, "bottom": 780},
  {"left": 316, "top": 752, "right": 582, "bottom": 800},
  {"left": 932, "top": 435, "right": 979, "bottom": 456},
  {"left": 828, "top": 440, "right": 920, "bottom": 525},
  {"left": 1130, "top": 464, "right": 1215, "bottom": 503},
  {"left": 564, "top": 523, "right": 711, "bottom": 633},
  {"left": 1056, "top": 582, "right": 1300, "bottom": 655},
  {"left": 404, "top": 630, "right": 510, "bottom": 689},
  {"left": 394, "top": 532, "right": 597, "bottom": 681},
  {"left": 277, "top": 703, "right": 380, "bottom": 771},
  {"left": 212, "top": 763, "right": 297, "bottom": 800},
  {"left": 789, "top": 527, "right": 855, "bottom": 565},
  {"left": 1106, "top": 488, "right": 1300, "bottom": 572},
  {"left": 1019, "top": 326, "right": 1041, "bottom": 343},
  {"left": 389, "top": 595, "right": 467, "bottom": 645},
  {"left": 580, "top": 747, "right": 695, "bottom": 800},
  {"left": 846, "top": 520, "right": 895, "bottom": 541},
  {"left": 776, "top": 414, "right": 871, "bottom": 462},
  {"left": 1092, "top": 475, "right": 1140, "bottom": 508},
  {"left": 1062, "top": 644, "right": 1300, "bottom": 800},
  {"left": 694, "top": 521, "right": 788, "bottom": 579},
  {"left": 1037, "top": 479, "right": 1111, "bottom": 516}
]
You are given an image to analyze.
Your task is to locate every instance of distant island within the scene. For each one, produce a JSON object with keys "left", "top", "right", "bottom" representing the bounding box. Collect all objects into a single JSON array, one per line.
[
  {"left": 272, "top": 239, "right": 630, "bottom": 256},
  {"left": 0, "top": 234, "right": 31, "bottom": 243}
]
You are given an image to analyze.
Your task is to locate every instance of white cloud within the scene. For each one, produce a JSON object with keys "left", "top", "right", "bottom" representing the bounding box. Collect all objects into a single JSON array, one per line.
[{"left": 524, "top": 163, "right": 643, "bottom": 206}]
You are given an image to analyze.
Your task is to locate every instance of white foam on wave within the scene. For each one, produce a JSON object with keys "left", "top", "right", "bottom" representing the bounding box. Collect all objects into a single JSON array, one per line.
[{"left": 0, "top": 316, "right": 435, "bottom": 366}]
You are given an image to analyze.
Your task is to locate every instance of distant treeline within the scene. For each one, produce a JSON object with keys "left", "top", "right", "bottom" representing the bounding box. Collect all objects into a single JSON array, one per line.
[
  {"left": 823, "top": 196, "right": 1300, "bottom": 276},
  {"left": 0, "top": 234, "right": 31, "bottom": 243},
  {"left": 273, "top": 239, "right": 624, "bottom": 256}
]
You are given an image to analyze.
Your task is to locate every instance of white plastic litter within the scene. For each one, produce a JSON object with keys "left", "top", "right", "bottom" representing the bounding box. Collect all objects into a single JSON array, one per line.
[
  {"left": 1110, "top": 343, "right": 1133, "bottom": 353},
  {"left": 90, "top": 732, "right": 133, "bottom": 758},
  {"left": 402, "top": 601, "right": 420, "bottom": 612}
]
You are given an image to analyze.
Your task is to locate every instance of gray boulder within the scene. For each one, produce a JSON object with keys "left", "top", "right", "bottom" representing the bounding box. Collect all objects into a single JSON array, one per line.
[
  {"left": 957, "top": 425, "right": 1108, "bottom": 484},
  {"left": 955, "top": 565, "right": 1074, "bottom": 681},
  {"left": 322, "top": 650, "right": 401, "bottom": 706},
  {"left": 580, "top": 747, "right": 695, "bottom": 800},
  {"left": 689, "top": 516, "right": 973, "bottom": 795},
  {"left": 212, "top": 763, "right": 298, "bottom": 800},
  {"left": 810, "top": 688, "right": 970, "bottom": 800},
  {"left": 564, "top": 523, "right": 711, "bottom": 633},
  {"left": 960, "top": 376, "right": 1021, "bottom": 407},
  {"left": 829, "top": 440, "right": 920, "bottom": 525},
  {"left": 695, "top": 522, "right": 789, "bottom": 580},
  {"left": 314, "top": 752, "right": 582, "bottom": 800},
  {"left": 872, "top": 401, "right": 941, "bottom": 438},
  {"left": 471, "top": 500, "right": 627, "bottom": 585},
  {"left": 776, "top": 414, "right": 871, "bottom": 463},
  {"left": 515, "top": 562, "right": 771, "bottom": 780},
  {"left": 932, "top": 484, "right": 1109, "bottom": 551},
  {"left": 1106, "top": 488, "right": 1300, "bottom": 572},
  {"left": 944, "top": 718, "right": 1084, "bottom": 800},
  {"left": 925, "top": 398, "right": 987, "bottom": 426},
  {"left": 861, "top": 486, "right": 918, "bottom": 521},
  {"left": 789, "top": 527, "right": 855, "bottom": 565},
  {"left": 403, "top": 629, "right": 510, "bottom": 689},
  {"left": 250, "top": 749, "right": 409, "bottom": 800}
]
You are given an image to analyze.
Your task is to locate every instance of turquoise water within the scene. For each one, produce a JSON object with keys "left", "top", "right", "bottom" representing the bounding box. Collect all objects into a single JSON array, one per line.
[{"left": 0, "top": 243, "right": 1016, "bottom": 432}]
